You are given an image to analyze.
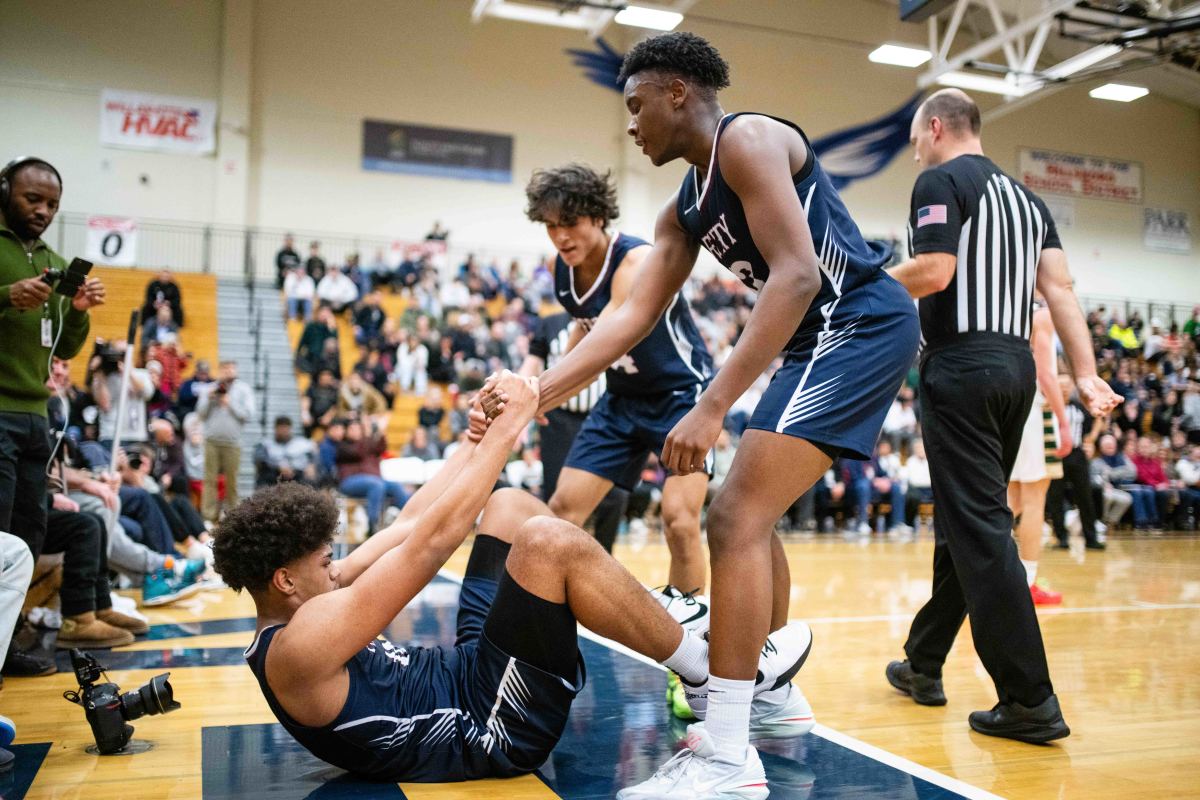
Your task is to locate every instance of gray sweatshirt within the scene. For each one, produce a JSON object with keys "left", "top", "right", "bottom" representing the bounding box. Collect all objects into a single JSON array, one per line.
[{"left": 197, "top": 379, "right": 255, "bottom": 445}]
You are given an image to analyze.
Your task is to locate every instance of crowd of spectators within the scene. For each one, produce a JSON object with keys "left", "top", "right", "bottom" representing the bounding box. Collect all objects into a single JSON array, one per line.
[{"left": 276, "top": 232, "right": 1200, "bottom": 546}]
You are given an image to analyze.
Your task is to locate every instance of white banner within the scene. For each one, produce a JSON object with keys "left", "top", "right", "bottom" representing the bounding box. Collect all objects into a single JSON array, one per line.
[
  {"left": 1041, "top": 196, "right": 1075, "bottom": 230},
  {"left": 1144, "top": 208, "right": 1192, "bottom": 255},
  {"left": 100, "top": 89, "right": 217, "bottom": 155},
  {"left": 1018, "top": 148, "right": 1142, "bottom": 204},
  {"left": 85, "top": 216, "right": 139, "bottom": 267}
]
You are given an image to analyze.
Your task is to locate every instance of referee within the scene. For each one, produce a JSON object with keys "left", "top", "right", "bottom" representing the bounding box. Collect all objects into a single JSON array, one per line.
[
  {"left": 884, "top": 90, "right": 1120, "bottom": 743},
  {"left": 519, "top": 311, "right": 628, "bottom": 551}
]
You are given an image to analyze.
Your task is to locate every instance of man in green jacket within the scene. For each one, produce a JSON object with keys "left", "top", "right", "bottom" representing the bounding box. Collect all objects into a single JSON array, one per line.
[{"left": 0, "top": 156, "right": 105, "bottom": 674}]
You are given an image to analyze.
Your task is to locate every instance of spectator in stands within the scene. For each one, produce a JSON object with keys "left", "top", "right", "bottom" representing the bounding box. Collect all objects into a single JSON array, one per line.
[
  {"left": 394, "top": 331, "right": 430, "bottom": 395},
  {"left": 275, "top": 233, "right": 301, "bottom": 289},
  {"left": 353, "top": 290, "right": 386, "bottom": 347},
  {"left": 182, "top": 414, "right": 206, "bottom": 501},
  {"left": 814, "top": 461, "right": 848, "bottom": 532},
  {"left": 1085, "top": 437, "right": 1130, "bottom": 531},
  {"left": 393, "top": 248, "right": 421, "bottom": 292},
  {"left": 355, "top": 349, "right": 395, "bottom": 409},
  {"left": 295, "top": 305, "right": 338, "bottom": 375},
  {"left": 148, "top": 418, "right": 187, "bottom": 496},
  {"left": 316, "top": 266, "right": 359, "bottom": 314},
  {"left": 335, "top": 419, "right": 408, "bottom": 532},
  {"left": 1108, "top": 314, "right": 1141, "bottom": 356},
  {"left": 301, "top": 368, "right": 339, "bottom": 436},
  {"left": 141, "top": 269, "right": 184, "bottom": 328},
  {"left": 338, "top": 370, "right": 390, "bottom": 431},
  {"left": 413, "top": 269, "right": 442, "bottom": 318},
  {"left": 846, "top": 446, "right": 906, "bottom": 535},
  {"left": 1174, "top": 445, "right": 1200, "bottom": 529},
  {"left": 91, "top": 341, "right": 153, "bottom": 448},
  {"left": 198, "top": 360, "right": 254, "bottom": 523},
  {"left": 1097, "top": 433, "right": 1153, "bottom": 530},
  {"left": 366, "top": 248, "right": 390, "bottom": 290},
  {"left": 709, "top": 429, "right": 737, "bottom": 499},
  {"left": 1134, "top": 436, "right": 1179, "bottom": 531},
  {"left": 1183, "top": 306, "right": 1200, "bottom": 341},
  {"left": 142, "top": 304, "right": 178, "bottom": 354},
  {"left": 881, "top": 387, "right": 918, "bottom": 455},
  {"left": 418, "top": 386, "right": 446, "bottom": 442},
  {"left": 902, "top": 438, "right": 933, "bottom": 528},
  {"left": 254, "top": 416, "right": 319, "bottom": 488},
  {"left": 344, "top": 253, "right": 370, "bottom": 299},
  {"left": 402, "top": 425, "right": 441, "bottom": 461},
  {"left": 439, "top": 275, "right": 470, "bottom": 312},
  {"left": 448, "top": 393, "right": 472, "bottom": 441},
  {"left": 178, "top": 359, "right": 215, "bottom": 418},
  {"left": 305, "top": 240, "right": 326, "bottom": 283},
  {"left": 507, "top": 446, "right": 543, "bottom": 496},
  {"left": 317, "top": 418, "right": 344, "bottom": 484},
  {"left": 425, "top": 220, "right": 449, "bottom": 241},
  {"left": 146, "top": 333, "right": 189, "bottom": 401},
  {"left": 120, "top": 446, "right": 211, "bottom": 555},
  {"left": 283, "top": 265, "right": 316, "bottom": 321}
]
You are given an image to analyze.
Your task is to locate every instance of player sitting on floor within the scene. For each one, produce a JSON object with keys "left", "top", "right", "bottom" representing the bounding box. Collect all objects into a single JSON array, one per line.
[{"left": 212, "top": 371, "right": 812, "bottom": 783}]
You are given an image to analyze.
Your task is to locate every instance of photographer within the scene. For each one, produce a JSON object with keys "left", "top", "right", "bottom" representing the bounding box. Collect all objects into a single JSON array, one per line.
[
  {"left": 90, "top": 339, "right": 153, "bottom": 448},
  {"left": 1, "top": 156, "right": 104, "bottom": 674},
  {"left": 197, "top": 360, "right": 254, "bottom": 523}
]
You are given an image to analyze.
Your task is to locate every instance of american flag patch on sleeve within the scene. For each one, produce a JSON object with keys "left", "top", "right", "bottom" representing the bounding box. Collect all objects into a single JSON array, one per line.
[{"left": 917, "top": 205, "right": 947, "bottom": 227}]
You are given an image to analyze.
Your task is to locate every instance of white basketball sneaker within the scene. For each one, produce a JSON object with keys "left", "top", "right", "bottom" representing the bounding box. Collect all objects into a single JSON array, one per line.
[
  {"left": 683, "top": 621, "right": 814, "bottom": 721},
  {"left": 616, "top": 724, "right": 769, "bottom": 800},
  {"left": 654, "top": 585, "right": 710, "bottom": 637},
  {"left": 750, "top": 682, "right": 816, "bottom": 739}
]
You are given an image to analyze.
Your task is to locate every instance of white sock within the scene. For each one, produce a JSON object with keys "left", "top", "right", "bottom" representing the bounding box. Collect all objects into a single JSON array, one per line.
[
  {"left": 1022, "top": 559, "right": 1038, "bottom": 587},
  {"left": 662, "top": 630, "right": 708, "bottom": 685},
  {"left": 705, "top": 676, "right": 754, "bottom": 763}
]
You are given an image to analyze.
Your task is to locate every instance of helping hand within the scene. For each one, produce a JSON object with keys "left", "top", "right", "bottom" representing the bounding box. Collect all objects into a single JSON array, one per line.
[{"left": 661, "top": 403, "right": 723, "bottom": 477}]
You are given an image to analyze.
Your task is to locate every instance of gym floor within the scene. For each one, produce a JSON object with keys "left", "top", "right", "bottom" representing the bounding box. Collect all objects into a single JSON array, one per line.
[{"left": 6, "top": 532, "right": 1199, "bottom": 799}]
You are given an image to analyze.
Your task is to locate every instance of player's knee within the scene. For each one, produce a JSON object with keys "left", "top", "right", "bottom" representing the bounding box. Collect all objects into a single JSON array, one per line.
[
  {"left": 662, "top": 504, "right": 700, "bottom": 543},
  {"left": 705, "top": 497, "right": 757, "bottom": 554},
  {"left": 515, "top": 515, "right": 590, "bottom": 563}
]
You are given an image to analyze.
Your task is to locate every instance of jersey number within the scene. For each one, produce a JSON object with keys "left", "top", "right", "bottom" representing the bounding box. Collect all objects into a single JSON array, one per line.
[{"left": 732, "top": 261, "right": 764, "bottom": 292}]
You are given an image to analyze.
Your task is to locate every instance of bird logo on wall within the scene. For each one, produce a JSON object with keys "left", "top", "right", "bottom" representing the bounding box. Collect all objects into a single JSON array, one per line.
[{"left": 565, "top": 40, "right": 923, "bottom": 190}]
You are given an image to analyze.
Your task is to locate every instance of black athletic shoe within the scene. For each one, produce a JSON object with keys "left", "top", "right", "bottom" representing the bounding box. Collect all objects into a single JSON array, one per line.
[
  {"left": 968, "top": 694, "right": 1070, "bottom": 743},
  {"left": 1084, "top": 541, "right": 1107, "bottom": 551},
  {"left": 1, "top": 647, "right": 56, "bottom": 678},
  {"left": 1052, "top": 540, "right": 1070, "bottom": 550},
  {"left": 886, "top": 659, "right": 946, "bottom": 706}
]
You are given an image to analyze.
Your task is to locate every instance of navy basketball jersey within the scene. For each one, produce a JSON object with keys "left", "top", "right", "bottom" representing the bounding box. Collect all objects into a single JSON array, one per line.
[
  {"left": 245, "top": 625, "right": 491, "bottom": 781},
  {"left": 677, "top": 113, "right": 893, "bottom": 350},
  {"left": 555, "top": 232, "right": 712, "bottom": 396}
]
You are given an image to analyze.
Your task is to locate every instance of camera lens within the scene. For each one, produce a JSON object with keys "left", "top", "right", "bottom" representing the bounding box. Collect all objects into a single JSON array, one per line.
[{"left": 120, "top": 673, "right": 180, "bottom": 720}]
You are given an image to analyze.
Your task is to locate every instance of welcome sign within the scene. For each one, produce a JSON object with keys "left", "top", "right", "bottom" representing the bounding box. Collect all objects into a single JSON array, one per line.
[{"left": 1018, "top": 148, "right": 1142, "bottom": 204}]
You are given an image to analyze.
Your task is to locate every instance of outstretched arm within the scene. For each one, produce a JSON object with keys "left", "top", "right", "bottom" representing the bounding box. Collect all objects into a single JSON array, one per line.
[
  {"left": 662, "top": 116, "right": 822, "bottom": 476},
  {"left": 536, "top": 198, "right": 697, "bottom": 413},
  {"left": 274, "top": 372, "right": 538, "bottom": 674}
]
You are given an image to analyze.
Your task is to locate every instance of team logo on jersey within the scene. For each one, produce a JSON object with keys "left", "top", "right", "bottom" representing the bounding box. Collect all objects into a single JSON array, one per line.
[
  {"left": 701, "top": 213, "right": 737, "bottom": 260},
  {"left": 368, "top": 639, "right": 411, "bottom": 667},
  {"left": 611, "top": 354, "right": 638, "bottom": 374}
]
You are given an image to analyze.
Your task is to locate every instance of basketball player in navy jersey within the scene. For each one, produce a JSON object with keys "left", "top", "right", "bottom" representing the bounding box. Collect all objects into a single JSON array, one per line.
[
  {"left": 528, "top": 33, "right": 920, "bottom": 797},
  {"left": 523, "top": 164, "right": 712, "bottom": 599},
  {"left": 214, "top": 371, "right": 814, "bottom": 784}
]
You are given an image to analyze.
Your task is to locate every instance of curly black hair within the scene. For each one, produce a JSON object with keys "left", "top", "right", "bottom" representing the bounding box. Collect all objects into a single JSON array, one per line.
[
  {"left": 524, "top": 163, "right": 619, "bottom": 228},
  {"left": 617, "top": 31, "right": 730, "bottom": 90},
  {"left": 211, "top": 483, "right": 339, "bottom": 594}
]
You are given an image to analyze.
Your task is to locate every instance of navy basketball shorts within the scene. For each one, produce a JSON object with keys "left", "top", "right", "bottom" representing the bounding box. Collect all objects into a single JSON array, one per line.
[
  {"left": 453, "top": 569, "right": 585, "bottom": 779},
  {"left": 563, "top": 384, "right": 711, "bottom": 490},
  {"left": 748, "top": 273, "right": 920, "bottom": 459}
]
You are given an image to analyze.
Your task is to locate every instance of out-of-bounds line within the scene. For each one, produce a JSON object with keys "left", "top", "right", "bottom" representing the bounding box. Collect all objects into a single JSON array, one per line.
[
  {"left": 437, "top": 569, "right": 995, "bottom": 798},
  {"left": 810, "top": 724, "right": 1005, "bottom": 800},
  {"left": 802, "top": 602, "right": 1200, "bottom": 625}
]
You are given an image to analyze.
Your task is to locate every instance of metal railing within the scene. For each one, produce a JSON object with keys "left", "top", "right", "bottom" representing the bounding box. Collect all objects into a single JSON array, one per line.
[{"left": 50, "top": 211, "right": 546, "bottom": 285}]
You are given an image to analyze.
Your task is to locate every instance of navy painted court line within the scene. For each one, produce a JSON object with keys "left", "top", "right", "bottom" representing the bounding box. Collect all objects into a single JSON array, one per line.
[{"left": 4, "top": 742, "right": 51, "bottom": 800}]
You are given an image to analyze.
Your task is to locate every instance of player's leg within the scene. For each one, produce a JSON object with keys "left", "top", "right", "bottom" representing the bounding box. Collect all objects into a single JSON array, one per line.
[
  {"left": 547, "top": 467, "right": 613, "bottom": 527},
  {"left": 659, "top": 472, "right": 708, "bottom": 593},
  {"left": 1014, "top": 477, "right": 1059, "bottom": 604}
]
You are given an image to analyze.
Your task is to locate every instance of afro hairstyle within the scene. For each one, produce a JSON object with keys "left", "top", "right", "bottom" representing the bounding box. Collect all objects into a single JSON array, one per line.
[
  {"left": 617, "top": 31, "right": 730, "bottom": 91},
  {"left": 211, "top": 482, "right": 339, "bottom": 594}
]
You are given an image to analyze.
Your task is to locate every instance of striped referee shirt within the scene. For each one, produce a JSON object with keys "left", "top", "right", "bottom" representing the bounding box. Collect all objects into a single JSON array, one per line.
[
  {"left": 529, "top": 312, "right": 604, "bottom": 414},
  {"left": 1065, "top": 399, "right": 1087, "bottom": 449},
  {"left": 907, "top": 154, "right": 1061, "bottom": 347}
]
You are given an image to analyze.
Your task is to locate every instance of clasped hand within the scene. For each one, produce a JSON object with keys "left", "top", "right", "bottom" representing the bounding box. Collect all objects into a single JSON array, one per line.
[{"left": 465, "top": 370, "right": 539, "bottom": 443}]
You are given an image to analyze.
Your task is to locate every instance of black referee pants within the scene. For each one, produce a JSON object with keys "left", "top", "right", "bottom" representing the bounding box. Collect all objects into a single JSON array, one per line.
[
  {"left": 540, "top": 407, "right": 629, "bottom": 553},
  {"left": 904, "top": 337, "right": 1055, "bottom": 708},
  {"left": 1048, "top": 448, "right": 1099, "bottom": 546}
]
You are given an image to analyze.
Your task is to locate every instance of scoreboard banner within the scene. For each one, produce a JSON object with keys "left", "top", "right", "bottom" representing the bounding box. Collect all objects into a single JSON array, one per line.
[{"left": 1018, "top": 148, "right": 1143, "bottom": 204}]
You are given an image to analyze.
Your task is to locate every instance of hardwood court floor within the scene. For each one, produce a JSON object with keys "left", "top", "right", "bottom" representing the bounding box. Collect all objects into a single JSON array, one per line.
[{"left": 6, "top": 533, "right": 1199, "bottom": 799}]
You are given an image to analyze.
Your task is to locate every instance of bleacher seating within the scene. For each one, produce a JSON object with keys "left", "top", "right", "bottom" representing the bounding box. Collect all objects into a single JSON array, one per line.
[{"left": 69, "top": 267, "right": 219, "bottom": 386}]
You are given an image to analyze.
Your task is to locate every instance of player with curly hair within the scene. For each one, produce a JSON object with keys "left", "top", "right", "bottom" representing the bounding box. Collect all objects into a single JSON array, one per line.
[
  {"left": 532, "top": 31, "right": 920, "bottom": 798},
  {"left": 523, "top": 163, "right": 713, "bottom": 651},
  {"left": 214, "top": 370, "right": 814, "bottom": 784}
]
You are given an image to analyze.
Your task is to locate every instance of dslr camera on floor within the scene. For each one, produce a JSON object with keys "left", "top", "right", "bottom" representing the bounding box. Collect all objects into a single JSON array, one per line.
[{"left": 62, "top": 648, "right": 181, "bottom": 754}]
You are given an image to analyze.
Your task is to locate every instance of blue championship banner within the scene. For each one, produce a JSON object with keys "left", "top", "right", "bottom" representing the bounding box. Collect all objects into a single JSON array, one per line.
[{"left": 362, "top": 119, "right": 513, "bottom": 183}]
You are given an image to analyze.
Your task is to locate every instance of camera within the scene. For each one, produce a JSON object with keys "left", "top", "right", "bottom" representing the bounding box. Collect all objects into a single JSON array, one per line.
[
  {"left": 62, "top": 649, "right": 180, "bottom": 755},
  {"left": 92, "top": 340, "right": 124, "bottom": 376},
  {"left": 40, "top": 257, "right": 93, "bottom": 297},
  {"left": 214, "top": 380, "right": 230, "bottom": 395}
]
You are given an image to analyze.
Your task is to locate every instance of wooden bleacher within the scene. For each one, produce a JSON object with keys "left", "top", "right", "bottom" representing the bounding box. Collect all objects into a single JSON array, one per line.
[{"left": 66, "top": 267, "right": 219, "bottom": 386}]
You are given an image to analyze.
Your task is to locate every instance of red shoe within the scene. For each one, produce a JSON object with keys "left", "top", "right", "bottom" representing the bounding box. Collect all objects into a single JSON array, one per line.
[{"left": 1030, "top": 583, "right": 1063, "bottom": 606}]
